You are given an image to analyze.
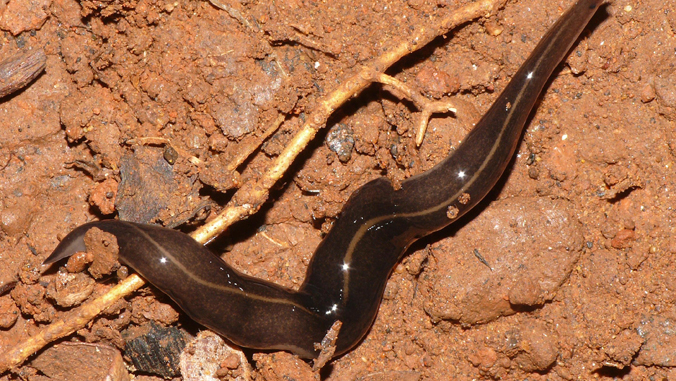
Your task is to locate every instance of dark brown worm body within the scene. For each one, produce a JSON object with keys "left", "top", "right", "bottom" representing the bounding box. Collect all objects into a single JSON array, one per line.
[{"left": 45, "top": 0, "right": 603, "bottom": 359}]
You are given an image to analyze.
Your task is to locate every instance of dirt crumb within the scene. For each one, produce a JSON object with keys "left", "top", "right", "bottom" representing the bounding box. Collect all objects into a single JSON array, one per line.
[
  {"left": 0, "top": 295, "right": 20, "bottom": 329},
  {"left": 0, "top": 0, "right": 50, "bottom": 35},
  {"left": 130, "top": 296, "right": 179, "bottom": 326},
  {"left": 602, "top": 329, "right": 643, "bottom": 368},
  {"left": 635, "top": 315, "right": 676, "bottom": 367},
  {"left": 31, "top": 342, "right": 130, "bottom": 381},
  {"left": 83, "top": 227, "right": 121, "bottom": 279},
  {"left": 254, "top": 352, "right": 314, "bottom": 381},
  {"left": 179, "top": 331, "right": 251, "bottom": 381},
  {"left": 421, "top": 197, "right": 582, "bottom": 324},
  {"left": 46, "top": 271, "right": 96, "bottom": 307},
  {"left": 10, "top": 282, "right": 55, "bottom": 323},
  {"left": 89, "top": 178, "right": 119, "bottom": 215}
]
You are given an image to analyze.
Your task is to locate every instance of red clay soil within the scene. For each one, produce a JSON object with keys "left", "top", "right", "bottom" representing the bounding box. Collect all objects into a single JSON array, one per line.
[{"left": 0, "top": 0, "right": 675, "bottom": 380}]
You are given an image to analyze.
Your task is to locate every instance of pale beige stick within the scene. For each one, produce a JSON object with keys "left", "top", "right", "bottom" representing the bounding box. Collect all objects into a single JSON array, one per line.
[
  {"left": 192, "top": 0, "right": 507, "bottom": 244},
  {"left": 225, "top": 113, "right": 285, "bottom": 172},
  {"left": 0, "top": 0, "right": 506, "bottom": 373},
  {"left": 0, "top": 274, "right": 146, "bottom": 372}
]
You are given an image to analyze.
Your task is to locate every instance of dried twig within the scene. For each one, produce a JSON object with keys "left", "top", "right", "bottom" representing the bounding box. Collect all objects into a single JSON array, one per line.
[
  {"left": 0, "top": 274, "right": 146, "bottom": 372},
  {"left": 274, "top": 23, "right": 342, "bottom": 56},
  {"left": 0, "top": 49, "right": 46, "bottom": 99},
  {"left": 0, "top": 0, "right": 506, "bottom": 373},
  {"left": 312, "top": 321, "right": 342, "bottom": 372}
]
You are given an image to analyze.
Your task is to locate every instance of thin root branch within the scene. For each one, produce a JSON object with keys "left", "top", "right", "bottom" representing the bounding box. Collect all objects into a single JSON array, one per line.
[
  {"left": 208, "top": 0, "right": 259, "bottom": 33},
  {"left": 124, "top": 137, "right": 202, "bottom": 165},
  {"left": 372, "top": 71, "right": 457, "bottom": 146},
  {"left": 226, "top": 113, "right": 285, "bottom": 172}
]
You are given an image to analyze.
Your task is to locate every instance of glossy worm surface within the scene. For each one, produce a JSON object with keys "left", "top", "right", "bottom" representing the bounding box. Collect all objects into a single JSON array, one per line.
[{"left": 45, "top": 0, "right": 602, "bottom": 359}]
